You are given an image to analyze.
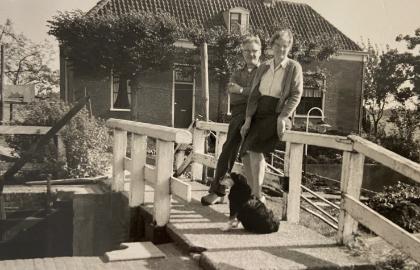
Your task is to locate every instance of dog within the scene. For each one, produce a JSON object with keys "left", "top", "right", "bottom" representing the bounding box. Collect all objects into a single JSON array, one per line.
[{"left": 221, "top": 172, "right": 280, "bottom": 234}]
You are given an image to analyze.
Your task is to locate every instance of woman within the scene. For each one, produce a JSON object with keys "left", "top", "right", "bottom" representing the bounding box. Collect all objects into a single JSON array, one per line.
[{"left": 240, "top": 29, "right": 303, "bottom": 203}]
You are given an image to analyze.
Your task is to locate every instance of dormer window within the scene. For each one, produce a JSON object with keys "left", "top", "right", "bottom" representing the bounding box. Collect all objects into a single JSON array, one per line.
[
  {"left": 223, "top": 7, "right": 250, "bottom": 34},
  {"left": 230, "top": 13, "right": 241, "bottom": 32}
]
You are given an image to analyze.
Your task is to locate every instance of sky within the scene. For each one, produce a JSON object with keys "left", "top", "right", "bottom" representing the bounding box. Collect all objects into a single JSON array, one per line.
[{"left": 1, "top": 0, "right": 420, "bottom": 69}]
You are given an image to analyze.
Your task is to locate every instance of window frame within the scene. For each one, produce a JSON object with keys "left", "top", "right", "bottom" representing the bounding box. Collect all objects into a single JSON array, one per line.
[
  {"left": 294, "top": 74, "right": 326, "bottom": 118},
  {"left": 110, "top": 69, "right": 132, "bottom": 112}
]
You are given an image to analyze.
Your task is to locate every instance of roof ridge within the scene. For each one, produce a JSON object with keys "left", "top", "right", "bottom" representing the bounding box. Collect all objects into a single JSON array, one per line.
[{"left": 86, "top": 0, "right": 113, "bottom": 16}]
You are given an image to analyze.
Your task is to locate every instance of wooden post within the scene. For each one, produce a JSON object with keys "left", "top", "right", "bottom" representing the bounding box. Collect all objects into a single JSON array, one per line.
[
  {"left": 286, "top": 143, "right": 304, "bottom": 223},
  {"left": 0, "top": 45, "right": 4, "bottom": 124},
  {"left": 112, "top": 129, "right": 127, "bottom": 192},
  {"left": 154, "top": 139, "right": 174, "bottom": 226},
  {"left": 55, "top": 134, "right": 67, "bottom": 165},
  {"left": 281, "top": 142, "right": 291, "bottom": 220},
  {"left": 130, "top": 134, "right": 147, "bottom": 207},
  {"left": 201, "top": 42, "right": 209, "bottom": 122},
  {"left": 191, "top": 128, "right": 206, "bottom": 181},
  {"left": 337, "top": 151, "right": 365, "bottom": 244}
]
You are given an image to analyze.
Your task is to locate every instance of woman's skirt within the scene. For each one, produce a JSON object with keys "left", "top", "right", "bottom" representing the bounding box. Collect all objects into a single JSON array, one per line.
[{"left": 240, "top": 95, "right": 280, "bottom": 155}]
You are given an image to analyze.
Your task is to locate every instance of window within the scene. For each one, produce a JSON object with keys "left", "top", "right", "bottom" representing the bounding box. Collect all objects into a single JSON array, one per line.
[
  {"left": 224, "top": 8, "right": 249, "bottom": 34},
  {"left": 295, "top": 73, "right": 326, "bottom": 117},
  {"left": 230, "top": 13, "right": 241, "bottom": 32},
  {"left": 111, "top": 70, "right": 131, "bottom": 111}
]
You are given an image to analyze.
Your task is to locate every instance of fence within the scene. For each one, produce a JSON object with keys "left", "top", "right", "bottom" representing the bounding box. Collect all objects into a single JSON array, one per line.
[
  {"left": 106, "top": 119, "right": 192, "bottom": 227},
  {"left": 192, "top": 121, "right": 420, "bottom": 263}
]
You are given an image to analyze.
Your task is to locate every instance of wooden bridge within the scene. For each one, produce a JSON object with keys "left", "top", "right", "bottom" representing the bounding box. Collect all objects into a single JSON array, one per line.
[
  {"left": 102, "top": 118, "right": 420, "bottom": 269},
  {"left": 0, "top": 118, "right": 419, "bottom": 269}
]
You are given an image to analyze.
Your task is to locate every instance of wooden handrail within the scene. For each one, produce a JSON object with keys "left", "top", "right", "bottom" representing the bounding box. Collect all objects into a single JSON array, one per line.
[
  {"left": 191, "top": 121, "right": 420, "bottom": 262},
  {"left": 106, "top": 118, "right": 192, "bottom": 144},
  {"left": 349, "top": 135, "right": 420, "bottom": 183}
]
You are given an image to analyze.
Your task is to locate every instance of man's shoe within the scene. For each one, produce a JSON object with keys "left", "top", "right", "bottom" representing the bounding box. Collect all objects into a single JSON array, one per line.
[{"left": 201, "top": 193, "right": 225, "bottom": 206}]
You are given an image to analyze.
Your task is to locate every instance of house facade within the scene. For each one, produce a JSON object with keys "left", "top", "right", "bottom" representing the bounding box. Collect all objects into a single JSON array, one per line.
[{"left": 60, "top": 0, "right": 367, "bottom": 134}]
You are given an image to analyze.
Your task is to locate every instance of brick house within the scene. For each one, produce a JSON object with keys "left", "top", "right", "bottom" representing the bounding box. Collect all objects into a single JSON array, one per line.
[{"left": 60, "top": 0, "right": 367, "bottom": 133}]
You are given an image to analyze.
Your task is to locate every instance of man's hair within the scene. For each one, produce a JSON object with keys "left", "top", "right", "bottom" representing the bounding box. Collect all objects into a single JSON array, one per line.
[
  {"left": 269, "top": 29, "right": 294, "bottom": 47},
  {"left": 242, "top": 35, "right": 262, "bottom": 48}
]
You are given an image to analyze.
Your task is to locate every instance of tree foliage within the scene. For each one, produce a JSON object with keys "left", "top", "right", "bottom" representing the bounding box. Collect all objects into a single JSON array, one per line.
[
  {"left": 184, "top": 21, "right": 341, "bottom": 83},
  {"left": 0, "top": 19, "right": 59, "bottom": 96},
  {"left": 48, "top": 10, "right": 180, "bottom": 79}
]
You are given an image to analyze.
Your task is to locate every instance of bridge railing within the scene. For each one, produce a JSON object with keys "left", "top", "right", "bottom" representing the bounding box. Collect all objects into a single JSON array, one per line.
[
  {"left": 192, "top": 120, "right": 420, "bottom": 263},
  {"left": 106, "top": 119, "right": 192, "bottom": 227}
]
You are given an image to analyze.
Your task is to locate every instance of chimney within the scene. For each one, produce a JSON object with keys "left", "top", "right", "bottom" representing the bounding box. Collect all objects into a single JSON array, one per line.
[{"left": 262, "top": 0, "right": 276, "bottom": 8}]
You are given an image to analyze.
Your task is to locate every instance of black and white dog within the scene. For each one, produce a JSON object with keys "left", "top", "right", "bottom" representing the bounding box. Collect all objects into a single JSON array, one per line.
[{"left": 221, "top": 172, "right": 280, "bottom": 234}]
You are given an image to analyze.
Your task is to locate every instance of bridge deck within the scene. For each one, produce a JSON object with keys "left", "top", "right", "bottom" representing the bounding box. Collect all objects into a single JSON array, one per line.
[{"left": 140, "top": 181, "right": 373, "bottom": 270}]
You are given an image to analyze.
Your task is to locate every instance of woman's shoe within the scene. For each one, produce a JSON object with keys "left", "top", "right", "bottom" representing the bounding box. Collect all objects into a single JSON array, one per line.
[{"left": 201, "top": 193, "right": 225, "bottom": 206}]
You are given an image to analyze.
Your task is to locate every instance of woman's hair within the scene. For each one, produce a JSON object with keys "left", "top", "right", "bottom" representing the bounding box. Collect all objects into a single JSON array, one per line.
[
  {"left": 242, "top": 35, "right": 262, "bottom": 48},
  {"left": 269, "top": 29, "right": 294, "bottom": 47}
]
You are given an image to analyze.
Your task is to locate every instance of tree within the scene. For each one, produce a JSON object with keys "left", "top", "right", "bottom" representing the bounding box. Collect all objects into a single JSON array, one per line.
[
  {"left": 362, "top": 42, "right": 409, "bottom": 137},
  {"left": 184, "top": 22, "right": 340, "bottom": 120},
  {"left": 397, "top": 27, "right": 420, "bottom": 96},
  {"left": 48, "top": 10, "right": 180, "bottom": 82},
  {"left": 0, "top": 19, "right": 59, "bottom": 96}
]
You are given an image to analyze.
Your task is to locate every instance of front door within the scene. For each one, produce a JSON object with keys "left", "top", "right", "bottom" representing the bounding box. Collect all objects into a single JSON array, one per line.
[{"left": 174, "top": 84, "right": 193, "bottom": 128}]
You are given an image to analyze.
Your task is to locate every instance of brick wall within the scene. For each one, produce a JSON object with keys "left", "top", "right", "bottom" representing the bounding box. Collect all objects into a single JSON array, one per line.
[
  {"left": 293, "top": 58, "right": 364, "bottom": 134},
  {"left": 62, "top": 54, "right": 363, "bottom": 132}
]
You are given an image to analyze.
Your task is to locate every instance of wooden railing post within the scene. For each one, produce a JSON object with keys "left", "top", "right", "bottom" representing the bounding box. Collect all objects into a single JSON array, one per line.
[
  {"left": 191, "top": 128, "right": 206, "bottom": 181},
  {"left": 281, "top": 142, "right": 291, "bottom": 220},
  {"left": 130, "top": 134, "right": 147, "bottom": 207},
  {"left": 154, "top": 139, "right": 174, "bottom": 226},
  {"left": 286, "top": 143, "right": 304, "bottom": 223},
  {"left": 337, "top": 151, "right": 365, "bottom": 244},
  {"left": 112, "top": 129, "right": 127, "bottom": 192}
]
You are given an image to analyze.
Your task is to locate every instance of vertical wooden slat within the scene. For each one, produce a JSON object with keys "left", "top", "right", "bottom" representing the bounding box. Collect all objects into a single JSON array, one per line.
[
  {"left": 154, "top": 139, "right": 174, "bottom": 226},
  {"left": 215, "top": 132, "right": 227, "bottom": 159},
  {"left": 287, "top": 143, "right": 304, "bottom": 223},
  {"left": 191, "top": 128, "right": 206, "bottom": 181},
  {"left": 130, "top": 134, "right": 147, "bottom": 207},
  {"left": 175, "top": 149, "right": 185, "bottom": 170},
  {"left": 337, "top": 151, "right": 365, "bottom": 244},
  {"left": 112, "top": 129, "right": 127, "bottom": 192},
  {"left": 56, "top": 134, "right": 67, "bottom": 166},
  {"left": 281, "top": 142, "right": 291, "bottom": 220}
]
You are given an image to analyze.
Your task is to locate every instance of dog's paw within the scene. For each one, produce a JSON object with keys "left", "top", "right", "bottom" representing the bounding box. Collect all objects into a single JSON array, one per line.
[{"left": 221, "top": 219, "right": 239, "bottom": 231}]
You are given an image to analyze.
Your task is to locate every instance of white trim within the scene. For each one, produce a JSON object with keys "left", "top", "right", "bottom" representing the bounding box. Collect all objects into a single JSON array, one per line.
[
  {"left": 174, "top": 40, "right": 196, "bottom": 49},
  {"left": 227, "top": 94, "right": 231, "bottom": 116},
  {"left": 110, "top": 108, "right": 131, "bottom": 112},
  {"left": 172, "top": 64, "right": 196, "bottom": 127},
  {"left": 331, "top": 51, "right": 368, "bottom": 62}
]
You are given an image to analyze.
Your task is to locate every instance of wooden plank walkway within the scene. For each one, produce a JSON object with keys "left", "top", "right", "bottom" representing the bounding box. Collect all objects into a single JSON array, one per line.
[
  {"left": 0, "top": 243, "right": 200, "bottom": 270},
  {"left": 139, "top": 181, "right": 373, "bottom": 270}
]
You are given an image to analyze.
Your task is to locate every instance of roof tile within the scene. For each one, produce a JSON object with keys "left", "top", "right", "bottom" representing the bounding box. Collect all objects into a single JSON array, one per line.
[{"left": 87, "top": 0, "right": 361, "bottom": 51}]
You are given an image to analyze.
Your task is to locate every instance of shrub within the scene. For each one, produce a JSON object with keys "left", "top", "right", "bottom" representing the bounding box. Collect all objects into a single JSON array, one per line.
[
  {"left": 6, "top": 99, "right": 111, "bottom": 179},
  {"left": 367, "top": 182, "right": 420, "bottom": 233}
]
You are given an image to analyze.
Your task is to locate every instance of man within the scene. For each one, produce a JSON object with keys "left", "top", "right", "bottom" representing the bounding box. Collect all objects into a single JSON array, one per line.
[{"left": 201, "top": 36, "right": 261, "bottom": 205}]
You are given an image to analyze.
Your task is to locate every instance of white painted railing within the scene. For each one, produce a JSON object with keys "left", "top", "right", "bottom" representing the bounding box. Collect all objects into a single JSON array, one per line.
[
  {"left": 193, "top": 120, "right": 420, "bottom": 263},
  {"left": 106, "top": 119, "right": 192, "bottom": 227}
]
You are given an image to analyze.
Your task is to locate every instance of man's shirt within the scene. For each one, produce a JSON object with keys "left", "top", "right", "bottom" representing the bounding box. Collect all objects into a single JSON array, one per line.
[{"left": 229, "top": 64, "right": 259, "bottom": 106}]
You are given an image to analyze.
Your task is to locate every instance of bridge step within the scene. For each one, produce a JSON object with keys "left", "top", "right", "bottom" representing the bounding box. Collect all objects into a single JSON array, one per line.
[{"left": 141, "top": 181, "right": 374, "bottom": 269}]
